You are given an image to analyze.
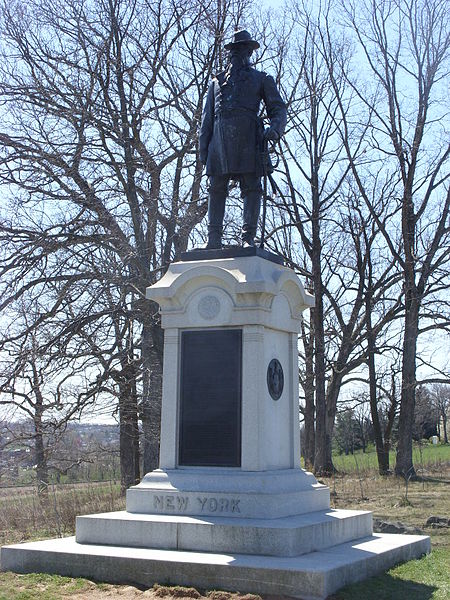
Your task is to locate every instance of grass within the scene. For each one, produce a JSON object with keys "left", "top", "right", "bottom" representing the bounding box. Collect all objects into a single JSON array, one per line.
[
  {"left": 0, "top": 572, "right": 100, "bottom": 600},
  {"left": 322, "top": 463, "right": 450, "bottom": 599},
  {"left": 0, "top": 578, "right": 265, "bottom": 600},
  {"left": 330, "top": 442, "right": 450, "bottom": 475},
  {"left": 324, "top": 466, "right": 450, "bottom": 550},
  {"left": 0, "top": 481, "right": 124, "bottom": 546},
  {"left": 330, "top": 548, "right": 449, "bottom": 600}
]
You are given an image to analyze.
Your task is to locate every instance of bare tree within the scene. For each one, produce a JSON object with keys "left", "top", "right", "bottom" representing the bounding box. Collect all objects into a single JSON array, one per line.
[
  {"left": 0, "top": 0, "right": 233, "bottom": 485},
  {"left": 332, "top": 0, "right": 450, "bottom": 478},
  {"left": 0, "top": 302, "right": 89, "bottom": 496},
  {"left": 263, "top": 2, "right": 402, "bottom": 476},
  {"left": 2, "top": 0, "right": 448, "bottom": 487},
  {"left": 264, "top": 2, "right": 356, "bottom": 475}
]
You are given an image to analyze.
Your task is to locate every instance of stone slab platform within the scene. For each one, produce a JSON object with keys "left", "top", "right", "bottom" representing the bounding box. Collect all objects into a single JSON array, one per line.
[
  {"left": 76, "top": 509, "right": 372, "bottom": 557},
  {"left": 0, "top": 533, "right": 430, "bottom": 600},
  {"left": 179, "top": 246, "right": 284, "bottom": 265}
]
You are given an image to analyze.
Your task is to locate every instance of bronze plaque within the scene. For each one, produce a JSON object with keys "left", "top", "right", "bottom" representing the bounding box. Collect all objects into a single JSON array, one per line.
[{"left": 179, "top": 329, "right": 242, "bottom": 467}]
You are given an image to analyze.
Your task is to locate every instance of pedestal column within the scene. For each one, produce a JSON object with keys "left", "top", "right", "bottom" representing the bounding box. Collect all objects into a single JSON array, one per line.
[
  {"left": 126, "top": 251, "right": 330, "bottom": 518},
  {"left": 159, "top": 328, "right": 179, "bottom": 470}
]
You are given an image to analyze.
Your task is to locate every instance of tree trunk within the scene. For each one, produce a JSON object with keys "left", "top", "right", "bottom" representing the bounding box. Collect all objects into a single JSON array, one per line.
[
  {"left": 309, "top": 115, "right": 329, "bottom": 475},
  {"left": 141, "top": 324, "right": 163, "bottom": 474},
  {"left": 443, "top": 413, "right": 448, "bottom": 444},
  {"left": 395, "top": 294, "right": 419, "bottom": 479},
  {"left": 301, "top": 321, "right": 315, "bottom": 470},
  {"left": 312, "top": 296, "right": 327, "bottom": 474},
  {"left": 119, "top": 366, "right": 140, "bottom": 493},
  {"left": 323, "top": 364, "right": 346, "bottom": 475},
  {"left": 312, "top": 249, "right": 328, "bottom": 474},
  {"left": 132, "top": 376, "right": 140, "bottom": 484},
  {"left": 382, "top": 373, "right": 398, "bottom": 466},
  {"left": 34, "top": 411, "right": 48, "bottom": 498},
  {"left": 366, "top": 294, "right": 389, "bottom": 475},
  {"left": 324, "top": 386, "right": 338, "bottom": 474},
  {"left": 31, "top": 363, "right": 48, "bottom": 498}
]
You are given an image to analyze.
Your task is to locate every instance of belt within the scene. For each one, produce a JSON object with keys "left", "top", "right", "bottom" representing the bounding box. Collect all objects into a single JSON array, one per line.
[{"left": 216, "top": 107, "right": 260, "bottom": 121}]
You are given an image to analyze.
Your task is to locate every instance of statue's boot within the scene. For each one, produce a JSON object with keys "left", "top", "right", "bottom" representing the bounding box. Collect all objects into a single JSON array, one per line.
[
  {"left": 241, "top": 183, "right": 262, "bottom": 247},
  {"left": 205, "top": 228, "right": 223, "bottom": 249},
  {"left": 242, "top": 232, "right": 256, "bottom": 247}
]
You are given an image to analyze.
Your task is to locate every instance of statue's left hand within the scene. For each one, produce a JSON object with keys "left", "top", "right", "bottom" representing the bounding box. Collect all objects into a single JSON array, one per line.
[{"left": 263, "top": 126, "right": 279, "bottom": 141}]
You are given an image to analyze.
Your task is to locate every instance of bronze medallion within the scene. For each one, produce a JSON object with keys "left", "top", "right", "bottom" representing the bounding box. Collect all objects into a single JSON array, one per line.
[{"left": 267, "top": 358, "right": 284, "bottom": 401}]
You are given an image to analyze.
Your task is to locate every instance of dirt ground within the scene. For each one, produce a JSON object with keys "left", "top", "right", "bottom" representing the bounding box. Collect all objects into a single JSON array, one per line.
[{"left": 10, "top": 578, "right": 291, "bottom": 600}]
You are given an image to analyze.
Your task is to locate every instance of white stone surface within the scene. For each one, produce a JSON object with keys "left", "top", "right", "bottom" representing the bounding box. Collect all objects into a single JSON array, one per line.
[
  {"left": 0, "top": 533, "right": 431, "bottom": 600},
  {"left": 146, "top": 255, "right": 314, "bottom": 474},
  {"left": 261, "top": 328, "right": 293, "bottom": 468},
  {"left": 158, "top": 328, "right": 179, "bottom": 470},
  {"left": 131, "top": 467, "right": 322, "bottom": 493},
  {"left": 127, "top": 468, "right": 330, "bottom": 518},
  {"left": 147, "top": 256, "right": 314, "bottom": 332},
  {"left": 76, "top": 509, "right": 373, "bottom": 557}
]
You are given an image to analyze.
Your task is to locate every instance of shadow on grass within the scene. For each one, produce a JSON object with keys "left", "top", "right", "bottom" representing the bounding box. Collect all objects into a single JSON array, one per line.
[
  {"left": 414, "top": 476, "right": 450, "bottom": 485},
  {"left": 329, "top": 572, "right": 437, "bottom": 599}
]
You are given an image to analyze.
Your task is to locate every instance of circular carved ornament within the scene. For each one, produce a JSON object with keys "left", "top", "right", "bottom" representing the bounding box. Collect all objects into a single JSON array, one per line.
[
  {"left": 198, "top": 295, "right": 220, "bottom": 320},
  {"left": 267, "top": 358, "right": 284, "bottom": 401}
]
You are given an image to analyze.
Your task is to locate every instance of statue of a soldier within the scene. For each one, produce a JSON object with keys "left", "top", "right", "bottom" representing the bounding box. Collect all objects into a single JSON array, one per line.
[{"left": 199, "top": 30, "right": 287, "bottom": 249}]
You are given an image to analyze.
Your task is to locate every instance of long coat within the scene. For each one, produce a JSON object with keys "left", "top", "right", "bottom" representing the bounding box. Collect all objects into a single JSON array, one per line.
[{"left": 199, "top": 67, "right": 287, "bottom": 177}]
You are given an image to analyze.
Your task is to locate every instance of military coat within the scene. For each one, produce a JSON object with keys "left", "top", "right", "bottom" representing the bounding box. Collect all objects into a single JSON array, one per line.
[{"left": 199, "top": 67, "right": 287, "bottom": 176}]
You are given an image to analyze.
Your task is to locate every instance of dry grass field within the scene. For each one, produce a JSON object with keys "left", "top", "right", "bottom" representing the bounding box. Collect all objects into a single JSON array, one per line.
[
  {"left": 324, "top": 466, "right": 450, "bottom": 549},
  {"left": 0, "top": 449, "right": 448, "bottom": 599},
  {"left": 0, "top": 480, "right": 125, "bottom": 548}
]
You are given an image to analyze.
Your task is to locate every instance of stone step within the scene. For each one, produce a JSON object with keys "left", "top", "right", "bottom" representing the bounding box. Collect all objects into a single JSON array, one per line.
[
  {"left": 75, "top": 509, "right": 372, "bottom": 557},
  {"left": 0, "top": 533, "right": 430, "bottom": 600}
]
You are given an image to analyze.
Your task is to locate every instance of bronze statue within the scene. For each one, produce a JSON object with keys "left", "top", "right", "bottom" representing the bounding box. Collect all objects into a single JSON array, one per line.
[{"left": 199, "top": 30, "right": 287, "bottom": 248}]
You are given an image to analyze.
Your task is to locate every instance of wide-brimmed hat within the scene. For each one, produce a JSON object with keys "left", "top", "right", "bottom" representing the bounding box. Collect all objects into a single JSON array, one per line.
[{"left": 224, "top": 30, "right": 260, "bottom": 50}]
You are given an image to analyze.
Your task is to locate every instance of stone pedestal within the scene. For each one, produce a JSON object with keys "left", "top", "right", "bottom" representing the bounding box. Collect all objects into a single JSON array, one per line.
[
  {"left": 0, "top": 251, "right": 430, "bottom": 599},
  {"left": 126, "top": 251, "right": 329, "bottom": 523}
]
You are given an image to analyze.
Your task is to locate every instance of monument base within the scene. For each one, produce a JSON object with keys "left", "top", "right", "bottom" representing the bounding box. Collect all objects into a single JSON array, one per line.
[
  {"left": 0, "top": 466, "right": 430, "bottom": 598},
  {"left": 1, "top": 467, "right": 430, "bottom": 600},
  {"left": 0, "top": 254, "right": 431, "bottom": 596},
  {"left": 0, "top": 532, "right": 430, "bottom": 600}
]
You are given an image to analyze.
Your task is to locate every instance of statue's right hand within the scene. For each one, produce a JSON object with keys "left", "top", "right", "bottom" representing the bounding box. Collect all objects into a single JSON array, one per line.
[{"left": 263, "top": 126, "right": 279, "bottom": 142}]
